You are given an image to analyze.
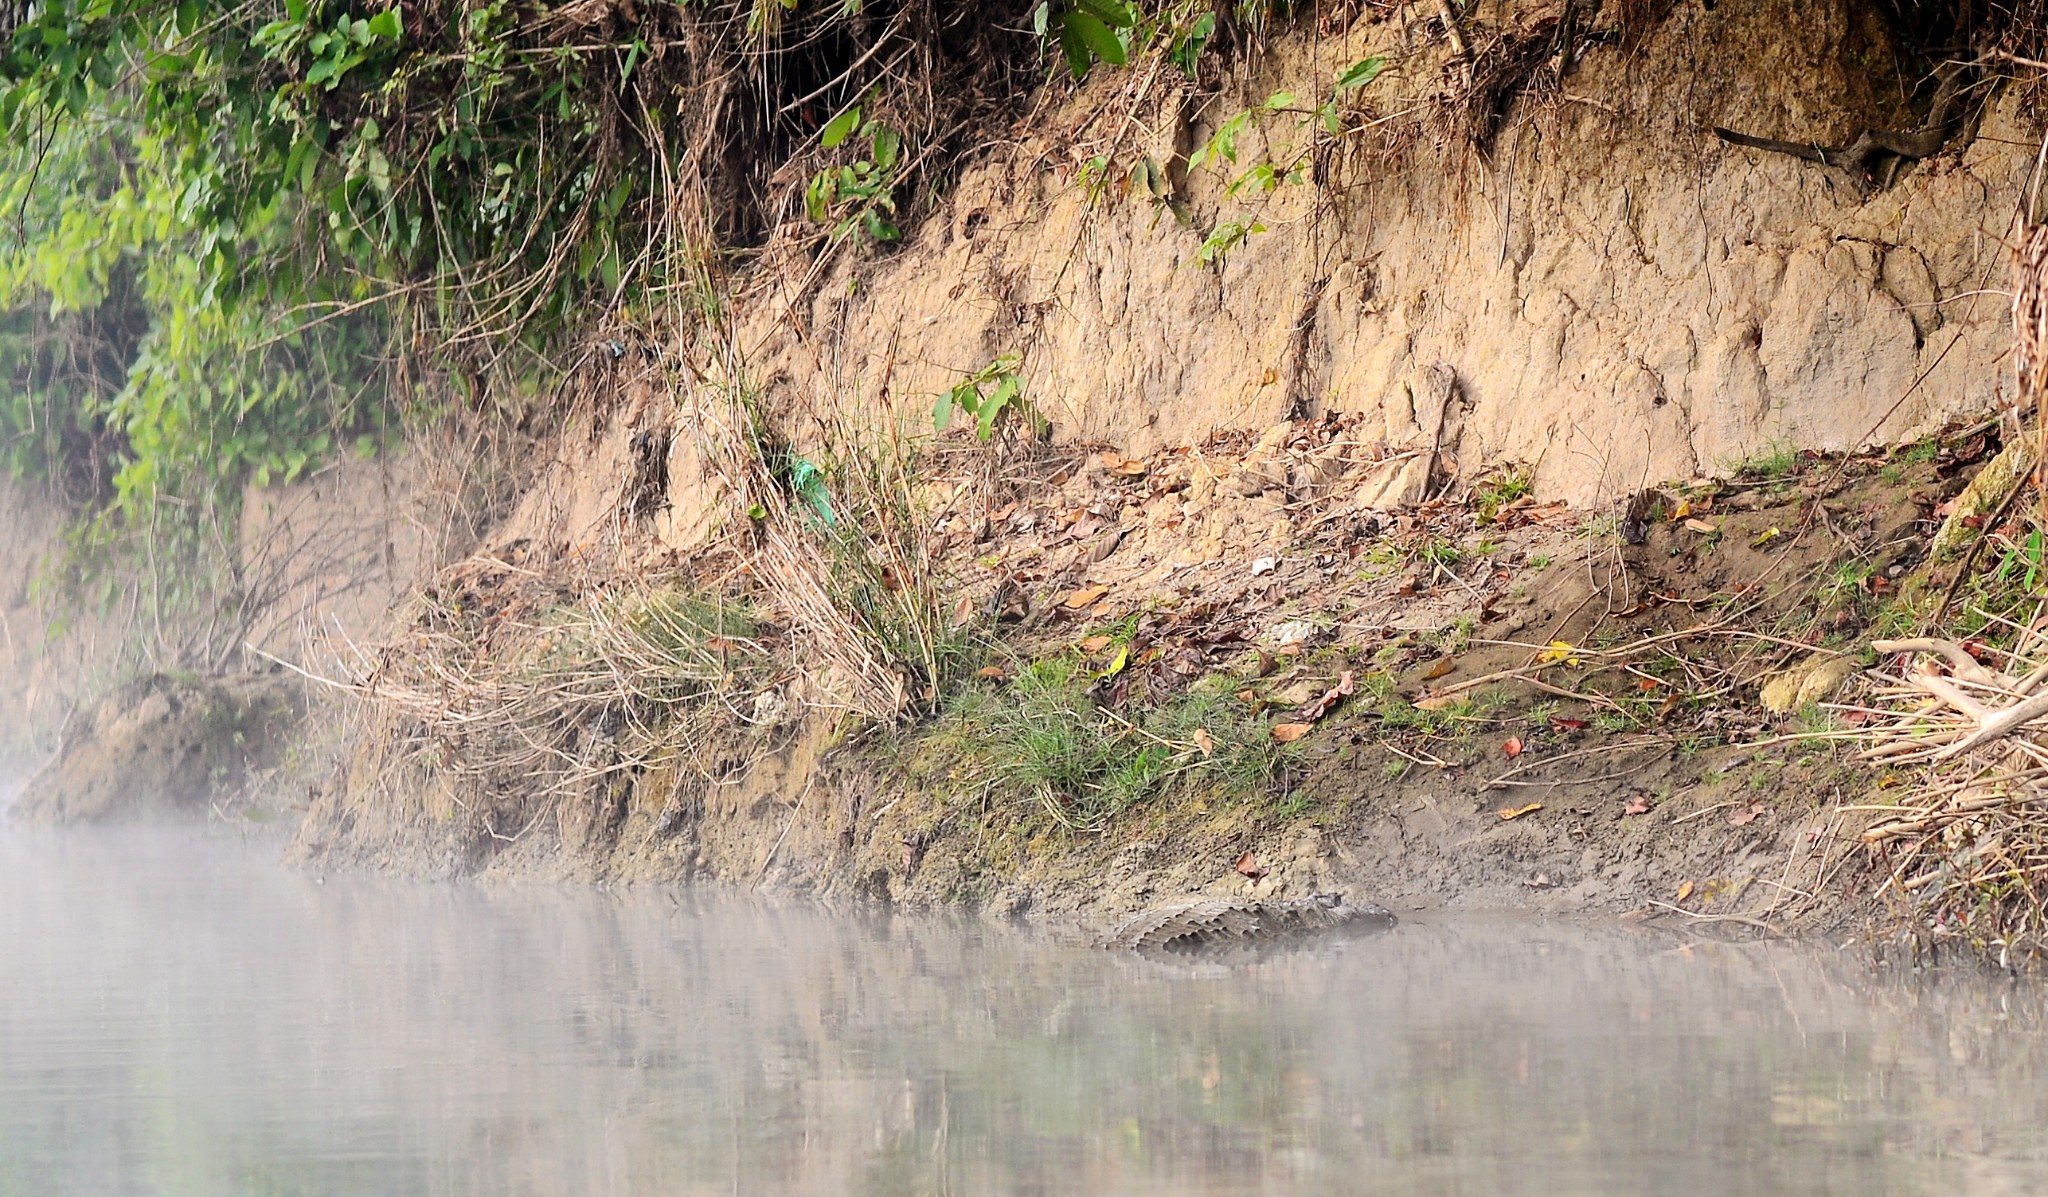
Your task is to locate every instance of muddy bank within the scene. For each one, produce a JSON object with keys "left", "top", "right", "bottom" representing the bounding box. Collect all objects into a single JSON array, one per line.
[
  {"left": 285, "top": 418, "right": 1982, "bottom": 943},
  {"left": 12, "top": 673, "right": 306, "bottom": 827}
]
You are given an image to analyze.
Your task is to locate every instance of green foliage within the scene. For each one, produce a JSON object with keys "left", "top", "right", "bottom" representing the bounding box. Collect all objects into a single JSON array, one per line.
[
  {"left": 1195, "top": 216, "right": 1265, "bottom": 267},
  {"left": 934, "top": 355, "right": 1038, "bottom": 443},
  {"left": 935, "top": 652, "right": 1284, "bottom": 829},
  {"left": 1036, "top": 0, "right": 1139, "bottom": 79},
  {"left": 1473, "top": 469, "right": 1534, "bottom": 524},
  {"left": 805, "top": 109, "right": 904, "bottom": 243}
]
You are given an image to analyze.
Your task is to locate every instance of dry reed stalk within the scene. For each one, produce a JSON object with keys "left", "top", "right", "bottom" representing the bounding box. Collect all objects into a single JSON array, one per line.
[
  {"left": 2016, "top": 221, "right": 2048, "bottom": 524},
  {"left": 1855, "top": 632, "right": 2048, "bottom": 959}
]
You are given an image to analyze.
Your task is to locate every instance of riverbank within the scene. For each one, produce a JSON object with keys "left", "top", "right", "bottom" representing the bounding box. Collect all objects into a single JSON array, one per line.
[
  {"left": 11, "top": 0, "right": 2048, "bottom": 965},
  {"left": 280, "top": 418, "right": 1997, "bottom": 948}
]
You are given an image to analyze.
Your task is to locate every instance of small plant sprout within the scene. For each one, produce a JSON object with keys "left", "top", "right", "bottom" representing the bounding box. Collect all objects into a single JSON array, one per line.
[{"left": 934, "top": 356, "right": 1039, "bottom": 443}]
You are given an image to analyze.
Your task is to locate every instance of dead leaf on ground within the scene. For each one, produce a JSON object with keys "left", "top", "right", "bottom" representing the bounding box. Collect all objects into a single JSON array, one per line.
[
  {"left": 1423, "top": 658, "right": 1456, "bottom": 680},
  {"left": 975, "top": 665, "right": 1006, "bottom": 680},
  {"left": 1497, "top": 803, "right": 1542, "bottom": 820},
  {"left": 1192, "top": 728, "right": 1215, "bottom": 756},
  {"left": 1623, "top": 796, "right": 1652, "bottom": 816},
  {"left": 1676, "top": 880, "right": 1696, "bottom": 902},
  {"left": 1234, "top": 850, "right": 1267, "bottom": 880},
  {"left": 1413, "top": 693, "right": 1457, "bottom": 711},
  {"left": 1293, "top": 670, "right": 1357, "bottom": 723},
  {"left": 1550, "top": 716, "right": 1588, "bottom": 731},
  {"left": 1502, "top": 736, "right": 1525, "bottom": 758},
  {"left": 1726, "top": 802, "right": 1766, "bottom": 827},
  {"left": 1063, "top": 585, "right": 1109, "bottom": 609},
  {"left": 1684, "top": 518, "right": 1719, "bottom": 534},
  {"left": 1271, "top": 722, "right": 1315, "bottom": 743},
  {"left": 1078, "top": 634, "right": 1114, "bottom": 652}
]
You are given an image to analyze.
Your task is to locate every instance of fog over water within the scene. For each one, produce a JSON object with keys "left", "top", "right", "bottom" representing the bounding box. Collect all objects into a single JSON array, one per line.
[{"left": 3, "top": 827, "right": 2047, "bottom": 1196}]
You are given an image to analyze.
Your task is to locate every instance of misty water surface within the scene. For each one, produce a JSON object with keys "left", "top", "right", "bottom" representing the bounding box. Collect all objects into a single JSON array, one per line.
[{"left": 2, "top": 827, "right": 2046, "bottom": 1196}]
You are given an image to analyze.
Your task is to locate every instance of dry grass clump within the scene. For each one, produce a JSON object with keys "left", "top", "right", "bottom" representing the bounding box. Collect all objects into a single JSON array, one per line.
[
  {"left": 1852, "top": 630, "right": 2048, "bottom": 965},
  {"left": 694, "top": 369, "right": 975, "bottom": 723},
  {"left": 349, "top": 568, "right": 774, "bottom": 811}
]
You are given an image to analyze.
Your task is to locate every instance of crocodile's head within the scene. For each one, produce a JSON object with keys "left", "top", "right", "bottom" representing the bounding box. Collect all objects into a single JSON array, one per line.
[{"left": 1313, "top": 893, "right": 1397, "bottom": 932}]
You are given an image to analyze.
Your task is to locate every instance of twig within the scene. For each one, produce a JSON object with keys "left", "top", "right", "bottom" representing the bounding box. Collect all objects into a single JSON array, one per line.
[
  {"left": 1643, "top": 900, "right": 1779, "bottom": 933},
  {"left": 1482, "top": 737, "right": 1665, "bottom": 788}
]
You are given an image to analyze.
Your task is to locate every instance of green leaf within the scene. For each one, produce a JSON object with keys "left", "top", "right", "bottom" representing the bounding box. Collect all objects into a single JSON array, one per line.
[
  {"left": 870, "top": 125, "right": 900, "bottom": 171},
  {"left": 366, "top": 9, "right": 402, "bottom": 40},
  {"left": 820, "top": 106, "right": 861, "bottom": 149},
  {"left": 1334, "top": 56, "right": 1387, "bottom": 92},
  {"left": 1062, "top": 13, "right": 1126, "bottom": 67},
  {"left": 1073, "top": 0, "right": 1137, "bottom": 27}
]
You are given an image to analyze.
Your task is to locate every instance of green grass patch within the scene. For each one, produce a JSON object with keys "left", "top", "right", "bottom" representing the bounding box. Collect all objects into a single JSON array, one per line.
[{"left": 918, "top": 651, "right": 1288, "bottom": 830}]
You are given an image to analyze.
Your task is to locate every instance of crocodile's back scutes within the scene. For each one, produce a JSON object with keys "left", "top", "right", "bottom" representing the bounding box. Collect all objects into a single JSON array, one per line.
[{"left": 1107, "top": 895, "right": 1395, "bottom": 955}]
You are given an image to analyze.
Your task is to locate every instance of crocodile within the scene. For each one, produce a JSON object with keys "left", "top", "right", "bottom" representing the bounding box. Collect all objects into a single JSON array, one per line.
[{"left": 1104, "top": 893, "right": 1396, "bottom": 957}]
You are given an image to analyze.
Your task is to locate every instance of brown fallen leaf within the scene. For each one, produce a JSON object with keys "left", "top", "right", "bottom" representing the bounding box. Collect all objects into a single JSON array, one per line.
[
  {"left": 1502, "top": 736, "right": 1525, "bottom": 758},
  {"left": 1684, "top": 518, "right": 1718, "bottom": 534},
  {"left": 1550, "top": 716, "right": 1588, "bottom": 731},
  {"left": 975, "top": 665, "right": 1006, "bottom": 680},
  {"left": 1423, "top": 658, "right": 1456, "bottom": 681},
  {"left": 1192, "top": 728, "right": 1215, "bottom": 756},
  {"left": 1234, "top": 850, "right": 1267, "bottom": 881},
  {"left": 1086, "top": 528, "right": 1128, "bottom": 564},
  {"left": 1497, "top": 803, "right": 1543, "bottom": 821},
  {"left": 1236, "top": 688, "right": 1260, "bottom": 704},
  {"left": 1676, "top": 879, "right": 1696, "bottom": 902},
  {"left": 1063, "top": 585, "right": 1109, "bottom": 609},
  {"left": 1271, "top": 722, "right": 1315, "bottom": 743},
  {"left": 1413, "top": 693, "right": 1457, "bottom": 711},
  {"left": 1623, "top": 796, "right": 1652, "bottom": 816},
  {"left": 1293, "top": 670, "right": 1357, "bottom": 723},
  {"left": 1726, "top": 802, "right": 1766, "bottom": 827},
  {"left": 1078, "top": 634, "right": 1114, "bottom": 652}
]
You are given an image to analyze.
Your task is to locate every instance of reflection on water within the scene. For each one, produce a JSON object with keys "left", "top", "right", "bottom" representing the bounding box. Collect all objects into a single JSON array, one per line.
[{"left": 3, "top": 830, "right": 2048, "bottom": 1196}]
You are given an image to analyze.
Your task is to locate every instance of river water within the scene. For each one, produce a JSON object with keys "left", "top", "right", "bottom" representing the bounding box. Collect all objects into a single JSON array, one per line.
[{"left": 3, "top": 829, "right": 2046, "bottom": 1196}]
